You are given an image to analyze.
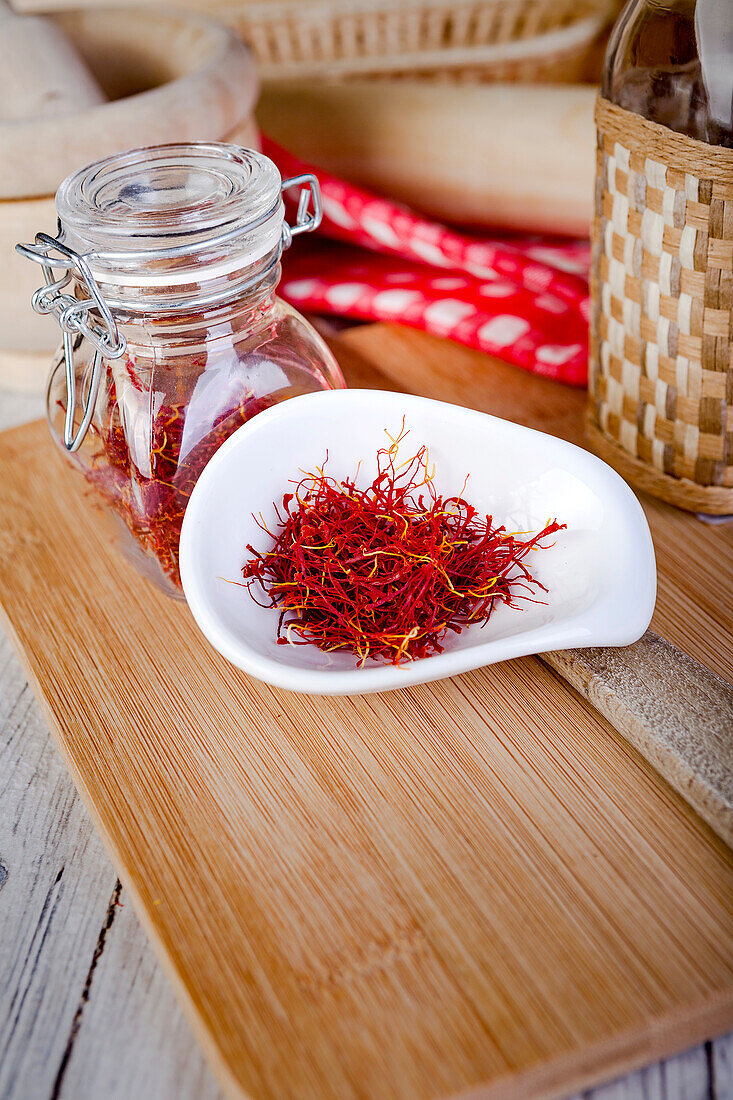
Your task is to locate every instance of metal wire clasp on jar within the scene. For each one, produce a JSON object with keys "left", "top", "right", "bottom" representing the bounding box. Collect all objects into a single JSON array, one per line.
[{"left": 16, "top": 142, "right": 345, "bottom": 595}]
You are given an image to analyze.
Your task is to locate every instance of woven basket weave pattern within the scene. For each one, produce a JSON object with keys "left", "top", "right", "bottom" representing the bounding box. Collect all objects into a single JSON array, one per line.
[
  {"left": 590, "top": 99, "right": 733, "bottom": 500},
  {"left": 231, "top": 0, "right": 608, "bottom": 80},
  {"left": 242, "top": 0, "right": 580, "bottom": 59}
]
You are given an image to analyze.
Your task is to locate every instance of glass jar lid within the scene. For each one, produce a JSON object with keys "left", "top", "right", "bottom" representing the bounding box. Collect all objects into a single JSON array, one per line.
[{"left": 55, "top": 142, "right": 285, "bottom": 292}]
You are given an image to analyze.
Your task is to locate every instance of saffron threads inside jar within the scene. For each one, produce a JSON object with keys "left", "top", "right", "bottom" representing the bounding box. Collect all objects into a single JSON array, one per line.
[
  {"left": 82, "top": 353, "right": 274, "bottom": 589},
  {"left": 241, "top": 427, "right": 565, "bottom": 666}
]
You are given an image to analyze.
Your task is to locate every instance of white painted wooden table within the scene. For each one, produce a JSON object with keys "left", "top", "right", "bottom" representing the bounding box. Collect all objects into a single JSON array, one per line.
[{"left": 1, "top": 389, "right": 731, "bottom": 1100}]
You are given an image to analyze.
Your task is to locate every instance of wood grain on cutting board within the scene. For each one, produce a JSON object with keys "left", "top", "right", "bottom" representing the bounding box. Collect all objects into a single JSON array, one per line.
[{"left": 0, "top": 326, "right": 731, "bottom": 1100}]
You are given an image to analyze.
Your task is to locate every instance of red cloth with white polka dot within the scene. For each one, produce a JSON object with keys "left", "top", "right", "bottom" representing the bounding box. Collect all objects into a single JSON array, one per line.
[{"left": 264, "top": 137, "right": 591, "bottom": 387}]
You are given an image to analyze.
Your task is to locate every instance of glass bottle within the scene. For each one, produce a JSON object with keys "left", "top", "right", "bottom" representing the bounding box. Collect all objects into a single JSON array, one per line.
[
  {"left": 18, "top": 143, "right": 345, "bottom": 596},
  {"left": 603, "top": 0, "right": 733, "bottom": 146}
]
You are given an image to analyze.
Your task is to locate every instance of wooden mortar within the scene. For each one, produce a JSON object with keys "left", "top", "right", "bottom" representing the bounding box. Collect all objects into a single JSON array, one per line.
[{"left": 1, "top": 7, "right": 259, "bottom": 393}]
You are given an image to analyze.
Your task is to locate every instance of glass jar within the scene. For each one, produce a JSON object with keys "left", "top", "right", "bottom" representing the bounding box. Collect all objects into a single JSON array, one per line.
[{"left": 18, "top": 143, "right": 345, "bottom": 596}]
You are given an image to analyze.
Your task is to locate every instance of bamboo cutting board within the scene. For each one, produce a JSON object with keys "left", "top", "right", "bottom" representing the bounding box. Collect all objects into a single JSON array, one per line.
[{"left": 1, "top": 327, "right": 733, "bottom": 1100}]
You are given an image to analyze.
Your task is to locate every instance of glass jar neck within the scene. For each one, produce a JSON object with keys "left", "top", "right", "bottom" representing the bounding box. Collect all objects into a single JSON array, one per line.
[{"left": 75, "top": 244, "right": 283, "bottom": 356}]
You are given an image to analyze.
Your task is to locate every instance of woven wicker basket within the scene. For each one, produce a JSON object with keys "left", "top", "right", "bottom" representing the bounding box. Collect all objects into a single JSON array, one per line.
[
  {"left": 217, "top": 0, "right": 613, "bottom": 83},
  {"left": 588, "top": 97, "right": 733, "bottom": 515}
]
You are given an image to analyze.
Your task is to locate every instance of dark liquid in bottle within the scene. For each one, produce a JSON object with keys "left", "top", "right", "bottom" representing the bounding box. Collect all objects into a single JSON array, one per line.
[{"left": 603, "top": 0, "right": 733, "bottom": 147}]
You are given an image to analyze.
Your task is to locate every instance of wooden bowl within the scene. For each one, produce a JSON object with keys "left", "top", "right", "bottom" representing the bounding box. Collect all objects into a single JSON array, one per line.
[{"left": 1, "top": 7, "right": 259, "bottom": 392}]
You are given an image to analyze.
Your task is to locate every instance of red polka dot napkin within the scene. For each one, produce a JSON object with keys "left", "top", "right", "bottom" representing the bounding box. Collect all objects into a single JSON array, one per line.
[{"left": 263, "top": 137, "right": 591, "bottom": 387}]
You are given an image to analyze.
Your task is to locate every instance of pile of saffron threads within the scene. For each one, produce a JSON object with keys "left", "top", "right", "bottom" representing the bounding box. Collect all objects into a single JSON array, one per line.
[{"left": 241, "top": 427, "right": 565, "bottom": 666}]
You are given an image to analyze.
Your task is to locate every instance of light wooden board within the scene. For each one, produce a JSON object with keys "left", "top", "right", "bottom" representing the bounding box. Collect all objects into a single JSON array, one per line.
[{"left": 0, "top": 403, "right": 732, "bottom": 1100}]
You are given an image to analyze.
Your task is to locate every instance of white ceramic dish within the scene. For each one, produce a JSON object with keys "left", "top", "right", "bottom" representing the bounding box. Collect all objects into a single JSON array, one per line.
[{"left": 180, "top": 389, "right": 656, "bottom": 695}]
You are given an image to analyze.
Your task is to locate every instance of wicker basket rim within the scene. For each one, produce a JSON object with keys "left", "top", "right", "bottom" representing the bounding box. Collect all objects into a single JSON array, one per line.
[
  {"left": 259, "top": 13, "right": 604, "bottom": 78},
  {"left": 227, "top": 0, "right": 610, "bottom": 20},
  {"left": 595, "top": 97, "right": 733, "bottom": 180}
]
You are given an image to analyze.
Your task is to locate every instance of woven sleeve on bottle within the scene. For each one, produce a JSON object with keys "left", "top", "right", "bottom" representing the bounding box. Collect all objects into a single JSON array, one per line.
[{"left": 590, "top": 98, "right": 733, "bottom": 492}]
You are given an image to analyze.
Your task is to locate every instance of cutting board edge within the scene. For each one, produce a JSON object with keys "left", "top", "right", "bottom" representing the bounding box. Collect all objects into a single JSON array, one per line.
[
  {"left": 0, "top": 599, "right": 248, "bottom": 1100},
  {"left": 452, "top": 987, "right": 733, "bottom": 1100}
]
